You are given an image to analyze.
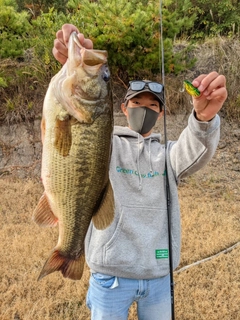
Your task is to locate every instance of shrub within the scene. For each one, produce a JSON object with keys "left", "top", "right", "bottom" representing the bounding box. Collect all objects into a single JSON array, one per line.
[
  {"left": 67, "top": 0, "right": 195, "bottom": 80},
  {"left": 0, "top": 0, "right": 32, "bottom": 59}
]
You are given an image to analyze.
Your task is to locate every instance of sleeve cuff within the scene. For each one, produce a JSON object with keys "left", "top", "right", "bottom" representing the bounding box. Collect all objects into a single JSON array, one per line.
[{"left": 189, "top": 109, "right": 220, "bottom": 135}]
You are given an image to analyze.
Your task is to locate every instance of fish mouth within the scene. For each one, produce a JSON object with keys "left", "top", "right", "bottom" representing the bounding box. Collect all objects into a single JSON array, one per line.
[
  {"left": 53, "top": 32, "right": 111, "bottom": 124},
  {"left": 70, "top": 32, "right": 108, "bottom": 69}
]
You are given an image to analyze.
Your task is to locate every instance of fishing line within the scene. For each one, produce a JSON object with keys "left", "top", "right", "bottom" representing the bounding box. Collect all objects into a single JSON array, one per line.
[{"left": 159, "top": 1, "right": 175, "bottom": 319}]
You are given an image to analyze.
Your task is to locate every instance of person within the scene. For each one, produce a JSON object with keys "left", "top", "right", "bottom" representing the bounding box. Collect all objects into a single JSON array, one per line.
[{"left": 53, "top": 24, "right": 228, "bottom": 320}]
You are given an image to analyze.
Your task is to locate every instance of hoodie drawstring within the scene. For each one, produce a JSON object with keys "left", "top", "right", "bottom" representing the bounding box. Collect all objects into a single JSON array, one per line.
[
  {"left": 137, "top": 136, "right": 154, "bottom": 190},
  {"left": 137, "top": 134, "right": 143, "bottom": 190},
  {"left": 148, "top": 138, "right": 153, "bottom": 176}
]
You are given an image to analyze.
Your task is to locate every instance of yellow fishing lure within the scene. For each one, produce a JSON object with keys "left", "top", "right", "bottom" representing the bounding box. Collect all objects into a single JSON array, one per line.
[{"left": 183, "top": 80, "right": 200, "bottom": 97}]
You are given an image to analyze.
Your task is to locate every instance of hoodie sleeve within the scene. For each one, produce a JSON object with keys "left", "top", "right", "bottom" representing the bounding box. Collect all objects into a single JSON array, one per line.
[{"left": 169, "top": 110, "right": 220, "bottom": 181}]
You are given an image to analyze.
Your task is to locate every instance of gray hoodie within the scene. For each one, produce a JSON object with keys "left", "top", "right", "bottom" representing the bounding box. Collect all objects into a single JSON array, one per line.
[{"left": 85, "top": 111, "right": 220, "bottom": 279}]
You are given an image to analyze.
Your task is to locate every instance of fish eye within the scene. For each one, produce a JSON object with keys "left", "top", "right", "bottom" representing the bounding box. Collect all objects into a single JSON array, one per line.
[{"left": 102, "top": 66, "right": 110, "bottom": 82}]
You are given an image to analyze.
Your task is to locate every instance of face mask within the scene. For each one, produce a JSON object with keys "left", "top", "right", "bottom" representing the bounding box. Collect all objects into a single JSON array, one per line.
[{"left": 127, "top": 107, "right": 159, "bottom": 134}]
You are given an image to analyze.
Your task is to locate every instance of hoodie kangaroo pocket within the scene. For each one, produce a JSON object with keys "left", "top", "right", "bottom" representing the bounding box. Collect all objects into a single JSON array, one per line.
[{"left": 103, "top": 205, "right": 169, "bottom": 269}]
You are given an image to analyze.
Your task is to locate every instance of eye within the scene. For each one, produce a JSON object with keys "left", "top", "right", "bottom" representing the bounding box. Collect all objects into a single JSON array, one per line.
[
  {"left": 133, "top": 100, "right": 140, "bottom": 105},
  {"left": 102, "top": 65, "right": 110, "bottom": 82},
  {"left": 150, "top": 102, "right": 160, "bottom": 110}
]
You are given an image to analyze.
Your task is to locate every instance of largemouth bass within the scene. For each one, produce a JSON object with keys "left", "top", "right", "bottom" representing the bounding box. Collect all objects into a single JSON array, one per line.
[{"left": 33, "top": 32, "right": 114, "bottom": 281}]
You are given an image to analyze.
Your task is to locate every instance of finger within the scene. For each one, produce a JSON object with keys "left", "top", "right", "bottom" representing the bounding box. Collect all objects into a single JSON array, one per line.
[
  {"left": 197, "top": 72, "right": 221, "bottom": 92},
  {"left": 192, "top": 72, "right": 220, "bottom": 92},
  {"left": 52, "top": 47, "right": 68, "bottom": 65},
  {"left": 203, "top": 75, "right": 227, "bottom": 96},
  {"left": 205, "top": 87, "right": 228, "bottom": 102},
  {"left": 77, "top": 33, "right": 94, "bottom": 49},
  {"left": 54, "top": 38, "right": 68, "bottom": 56},
  {"left": 61, "top": 24, "right": 80, "bottom": 46},
  {"left": 83, "top": 38, "right": 94, "bottom": 49},
  {"left": 192, "top": 74, "right": 207, "bottom": 87},
  {"left": 53, "top": 38, "right": 68, "bottom": 62},
  {"left": 57, "top": 24, "right": 93, "bottom": 49},
  {"left": 56, "top": 30, "right": 64, "bottom": 44}
]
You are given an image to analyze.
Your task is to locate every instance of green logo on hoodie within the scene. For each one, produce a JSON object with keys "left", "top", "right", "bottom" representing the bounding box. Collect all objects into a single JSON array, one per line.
[{"left": 155, "top": 249, "right": 169, "bottom": 259}]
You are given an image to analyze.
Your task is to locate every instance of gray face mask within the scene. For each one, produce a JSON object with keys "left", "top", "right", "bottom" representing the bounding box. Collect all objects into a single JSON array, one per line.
[{"left": 127, "top": 107, "right": 159, "bottom": 134}]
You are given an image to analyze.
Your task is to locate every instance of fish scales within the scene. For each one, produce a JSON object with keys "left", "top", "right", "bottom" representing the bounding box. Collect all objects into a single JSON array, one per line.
[
  {"left": 48, "top": 117, "right": 112, "bottom": 250},
  {"left": 33, "top": 32, "right": 114, "bottom": 280}
]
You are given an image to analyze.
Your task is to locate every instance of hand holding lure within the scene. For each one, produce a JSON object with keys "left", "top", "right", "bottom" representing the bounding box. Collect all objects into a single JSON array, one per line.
[{"left": 183, "top": 80, "right": 201, "bottom": 97}]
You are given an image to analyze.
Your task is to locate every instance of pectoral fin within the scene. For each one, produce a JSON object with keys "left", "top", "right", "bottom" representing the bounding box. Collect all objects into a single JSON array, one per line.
[
  {"left": 92, "top": 181, "right": 115, "bottom": 230},
  {"left": 54, "top": 115, "right": 72, "bottom": 156},
  {"left": 41, "top": 117, "right": 46, "bottom": 143},
  {"left": 33, "top": 193, "right": 58, "bottom": 227}
]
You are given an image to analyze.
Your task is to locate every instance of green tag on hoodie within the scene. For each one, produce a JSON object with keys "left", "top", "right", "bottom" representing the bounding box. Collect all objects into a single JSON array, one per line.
[{"left": 155, "top": 249, "right": 169, "bottom": 259}]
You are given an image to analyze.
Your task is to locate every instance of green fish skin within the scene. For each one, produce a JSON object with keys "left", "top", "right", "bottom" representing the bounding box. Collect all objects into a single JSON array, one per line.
[
  {"left": 184, "top": 80, "right": 201, "bottom": 97},
  {"left": 33, "top": 32, "right": 114, "bottom": 281}
]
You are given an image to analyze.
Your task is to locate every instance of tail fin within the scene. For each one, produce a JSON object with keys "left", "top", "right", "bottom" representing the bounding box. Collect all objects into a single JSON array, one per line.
[{"left": 38, "top": 250, "right": 85, "bottom": 281}]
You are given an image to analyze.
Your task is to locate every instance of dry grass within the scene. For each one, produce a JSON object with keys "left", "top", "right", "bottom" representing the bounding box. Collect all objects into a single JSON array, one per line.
[
  {"left": 178, "top": 175, "right": 240, "bottom": 268},
  {"left": 0, "top": 166, "right": 239, "bottom": 319},
  {"left": 161, "top": 37, "right": 240, "bottom": 120},
  {"left": 0, "top": 178, "right": 91, "bottom": 320},
  {"left": 175, "top": 173, "right": 240, "bottom": 320}
]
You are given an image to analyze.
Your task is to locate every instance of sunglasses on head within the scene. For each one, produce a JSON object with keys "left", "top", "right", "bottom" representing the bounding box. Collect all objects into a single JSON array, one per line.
[{"left": 129, "top": 80, "right": 164, "bottom": 94}]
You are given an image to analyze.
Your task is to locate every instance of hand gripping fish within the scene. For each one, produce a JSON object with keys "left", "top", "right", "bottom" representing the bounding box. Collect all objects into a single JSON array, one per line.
[{"left": 33, "top": 32, "right": 114, "bottom": 281}]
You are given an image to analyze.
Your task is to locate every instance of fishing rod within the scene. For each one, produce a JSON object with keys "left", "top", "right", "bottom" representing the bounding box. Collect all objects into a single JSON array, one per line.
[{"left": 159, "top": 0, "right": 175, "bottom": 319}]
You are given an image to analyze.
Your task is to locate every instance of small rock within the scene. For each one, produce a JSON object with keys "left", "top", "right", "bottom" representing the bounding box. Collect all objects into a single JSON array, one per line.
[
  {"left": 218, "top": 141, "right": 227, "bottom": 149},
  {"left": 14, "top": 312, "right": 21, "bottom": 320}
]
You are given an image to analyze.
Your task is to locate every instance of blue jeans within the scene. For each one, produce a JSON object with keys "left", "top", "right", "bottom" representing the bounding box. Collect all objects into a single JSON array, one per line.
[{"left": 86, "top": 272, "right": 171, "bottom": 320}]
